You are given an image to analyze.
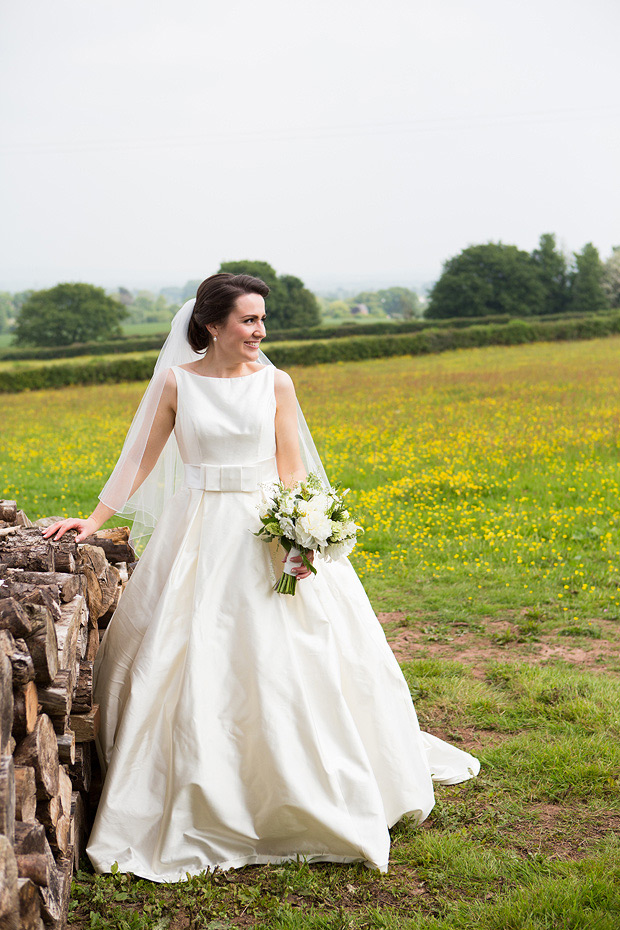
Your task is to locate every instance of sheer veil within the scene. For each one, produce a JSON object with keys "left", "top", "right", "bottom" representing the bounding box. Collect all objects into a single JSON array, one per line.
[{"left": 98, "top": 298, "right": 328, "bottom": 553}]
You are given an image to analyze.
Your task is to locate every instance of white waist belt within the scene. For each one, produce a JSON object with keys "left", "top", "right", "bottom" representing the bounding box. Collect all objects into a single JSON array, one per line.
[{"left": 183, "top": 457, "right": 278, "bottom": 492}]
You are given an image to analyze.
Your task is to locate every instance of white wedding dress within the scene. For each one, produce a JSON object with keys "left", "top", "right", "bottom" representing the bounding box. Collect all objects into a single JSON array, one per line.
[{"left": 86, "top": 364, "right": 480, "bottom": 882}]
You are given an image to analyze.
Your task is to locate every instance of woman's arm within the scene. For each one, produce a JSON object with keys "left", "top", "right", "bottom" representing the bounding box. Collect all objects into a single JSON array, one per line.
[
  {"left": 43, "top": 369, "right": 178, "bottom": 543},
  {"left": 274, "top": 369, "right": 314, "bottom": 579},
  {"left": 274, "top": 369, "right": 306, "bottom": 487}
]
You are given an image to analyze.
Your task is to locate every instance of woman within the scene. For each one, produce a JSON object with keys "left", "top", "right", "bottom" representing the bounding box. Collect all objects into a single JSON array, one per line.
[{"left": 44, "top": 273, "right": 479, "bottom": 882}]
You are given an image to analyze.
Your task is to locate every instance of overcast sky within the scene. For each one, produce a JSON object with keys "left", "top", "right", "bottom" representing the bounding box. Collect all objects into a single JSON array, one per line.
[{"left": 1, "top": 0, "right": 619, "bottom": 295}]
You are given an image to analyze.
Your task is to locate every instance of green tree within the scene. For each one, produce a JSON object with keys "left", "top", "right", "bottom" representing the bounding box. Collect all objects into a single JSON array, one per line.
[
  {"left": 325, "top": 299, "right": 352, "bottom": 320},
  {"left": 531, "top": 233, "right": 569, "bottom": 315},
  {"left": 0, "top": 292, "right": 14, "bottom": 333},
  {"left": 14, "top": 283, "right": 128, "bottom": 347},
  {"left": 377, "top": 287, "right": 421, "bottom": 319},
  {"left": 181, "top": 279, "right": 202, "bottom": 302},
  {"left": 126, "top": 290, "right": 174, "bottom": 324},
  {"left": 602, "top": 246, "right": 620, "bottom": 308},
  {"left": 218, "top": 260, "right": 319, "bottom": 329},
  {"left": 350, "top": 291, "right": 384, "bottom": 315},
  {"left": 568, "top": 243, "right": 610, "bottom": 313},
  {"left": 278, "top": 274, "right": 321, "bottom": 328},
  {"left": 426, "top": 242, "right": 546, "bottom": 319}
]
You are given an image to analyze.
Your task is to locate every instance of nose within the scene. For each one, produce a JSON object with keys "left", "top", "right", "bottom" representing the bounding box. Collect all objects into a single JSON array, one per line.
[{"left": 254, "top": 319, "right": 266, "bottom": 337}]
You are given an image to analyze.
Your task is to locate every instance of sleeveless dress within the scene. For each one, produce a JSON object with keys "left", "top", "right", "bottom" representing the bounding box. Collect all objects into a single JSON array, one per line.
[{"left": 85, "top": 364, "right": 480, "bottom": 882}]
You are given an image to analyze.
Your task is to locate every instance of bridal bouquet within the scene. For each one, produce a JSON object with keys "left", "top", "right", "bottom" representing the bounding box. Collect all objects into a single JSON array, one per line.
[{"left": 255, "top": 473, "right": 363, "bottom": 595}]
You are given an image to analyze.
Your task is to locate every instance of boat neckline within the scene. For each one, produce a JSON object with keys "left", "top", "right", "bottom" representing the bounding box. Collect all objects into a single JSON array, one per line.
[{"left": 175, "top": 364, "right": 268, "bottom": 381}]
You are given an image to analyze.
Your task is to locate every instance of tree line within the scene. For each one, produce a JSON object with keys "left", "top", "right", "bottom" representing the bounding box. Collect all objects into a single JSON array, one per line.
[
  {"left": 3, "top": 241, "right": 619, "bottom": 348},
  {"left": 427, "top": 235, "right": 619, "bottom": 319},
  {"left": 5, "top": 261, "right": 322, "bottom": 348}
]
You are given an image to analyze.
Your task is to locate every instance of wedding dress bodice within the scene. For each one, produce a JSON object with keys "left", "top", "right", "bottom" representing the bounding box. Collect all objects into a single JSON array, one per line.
[{"left": 172, "top": 365, "right": 276, "bottom": 467}]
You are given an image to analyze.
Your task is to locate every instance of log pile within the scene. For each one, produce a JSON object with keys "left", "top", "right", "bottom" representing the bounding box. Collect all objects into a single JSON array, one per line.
[{"left": 0, "top": 500, "right": 135, "bottom": 929}]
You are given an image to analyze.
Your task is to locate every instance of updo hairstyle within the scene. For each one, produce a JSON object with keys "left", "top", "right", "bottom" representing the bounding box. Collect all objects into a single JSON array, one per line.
[{"left": 187, "top": 273, "right": 270, "bottom": 354}]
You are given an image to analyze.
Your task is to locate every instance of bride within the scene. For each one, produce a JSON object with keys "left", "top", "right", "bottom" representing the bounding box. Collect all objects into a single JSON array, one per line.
[{"left": 43, "top": 272, "right": 480, "bottom": 882}]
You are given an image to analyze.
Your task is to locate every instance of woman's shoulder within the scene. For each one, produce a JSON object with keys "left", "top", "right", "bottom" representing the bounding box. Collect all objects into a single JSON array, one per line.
[
  {"left": 155, "top": 367, "right": 179, "bottom": 410},
  {"left": 272, "top": 367, "right": 295, "bottom": 394}
]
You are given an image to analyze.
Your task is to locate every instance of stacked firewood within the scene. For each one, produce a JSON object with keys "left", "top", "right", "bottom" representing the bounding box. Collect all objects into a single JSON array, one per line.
[{"left": 0, "top": 500, "right": 135, "bottom": 929}]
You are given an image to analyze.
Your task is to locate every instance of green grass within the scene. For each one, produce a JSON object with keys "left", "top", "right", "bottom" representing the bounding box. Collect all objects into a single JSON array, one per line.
[{"left": 2, "top": 341, "right": 619, "bottom": 927}]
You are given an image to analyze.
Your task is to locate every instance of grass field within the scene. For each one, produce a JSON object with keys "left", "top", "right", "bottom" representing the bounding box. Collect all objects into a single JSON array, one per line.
[{"left": 2, "top": 338, "right": 620, "bottom": 928}]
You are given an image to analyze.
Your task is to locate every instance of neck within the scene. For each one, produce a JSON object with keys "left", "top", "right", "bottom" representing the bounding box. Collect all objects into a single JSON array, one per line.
[{"left": 193, "top": 347, "right": 261, "bottom": 378}]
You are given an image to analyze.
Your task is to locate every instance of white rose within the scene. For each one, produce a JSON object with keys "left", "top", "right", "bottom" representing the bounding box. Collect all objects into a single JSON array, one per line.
[
  {"left": 280, "top": 494, "right": 295, "bottom": 516},
  {"left": 257, "top": 493, "right": 275, "bottom": 519},
  {"left": 278, "top": 516, "right": 296, "bottom": 540},
  {"left": 323, "top": 538, "right": 356, "bottom": 561},
  {"left": 305, "top": 493, "right": 330, "bottom": 515},
  {"left": 341, "top": 520, "right": 359, "bottom": 539},
  {"left": 295, "top": 511, "right": 332, "bottom": 548}
]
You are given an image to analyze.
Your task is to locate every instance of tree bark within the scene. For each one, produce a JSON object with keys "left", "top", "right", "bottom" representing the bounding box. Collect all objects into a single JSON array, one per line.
[
  {"left": 0, "top": 568, "right": 82, "bottom": 603},
  {"left": 0, "top": 834, "right": 19, "bottom": 929},
  {"left": 68, "top": 705, "right": 99, "bottom": 743},
  {"left": 81, "top": 526, "right": 135, "bottom": 565},
  {"left": 0, "top": 651, "right": 14, "bottom": 755},
  {"left": 69, "top": 791, "right": 86, "bottom": 873},
  {"left": 0, "top": 598, "right": 35, "bottom": 640},
  {"left": 0, "top": 528, "right": 77, "bottom": 574},
  {"left": 67, "top": 744, "right": 90, "bottom": 794},
  {"left": 54, "top": 597, "right": 87, "bottom": 685},
  {"left": 13, "top": 715, "right": 60, "bottom": 801},
  {"left": 35, "top": 766, "right": 72, "bottom": 856},
  {"left": 16, "top": 855, "right": 49, "bottom": 887},
  {"left": 0, "top": 755, "right": 15, "bottom": 843},
  {"left": 14, "top": 822, "right": 65, "bottom": 926},
  {"left": 16, "top": 876, "right": 44, "bottom": 929},
  {"left": 37, "top": 670, "right": 72, "bottom": 720},
  {"left": 23, "top": 606, "right": 58, "bottom": 687},
  {"left": 0, "top": 633, "right": 35, "bottom": 687},
  {"left": 56, "top": 731, "right": 75, "bottom": 767},
  {"left": 71, "top": 662, "right": 93, "bottom": 714},
  {"left": 85, "top": 625, "right": 99, "bottom": 663},
  {"left": 12, "top": 681, "right": 38, "bottom": 743},
  {"left": 14, "top": 766, "right": 37, "bottom": 823},
  {"left": 0, "top": 501, "right": 17, "bottom": 524}
]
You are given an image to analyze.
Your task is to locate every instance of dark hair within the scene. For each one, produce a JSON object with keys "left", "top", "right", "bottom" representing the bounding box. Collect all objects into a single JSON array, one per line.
[{"left": 187, "top": 273, "right": 270, "bottom": 353}]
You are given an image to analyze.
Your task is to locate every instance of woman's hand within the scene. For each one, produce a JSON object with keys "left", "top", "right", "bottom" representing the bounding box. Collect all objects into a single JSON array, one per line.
[
  {"left": 285, "top": 549, "right": 315, "bottom": 581},
  {"left": 42, "top": 516, "right": 99, "bottom": 544}
]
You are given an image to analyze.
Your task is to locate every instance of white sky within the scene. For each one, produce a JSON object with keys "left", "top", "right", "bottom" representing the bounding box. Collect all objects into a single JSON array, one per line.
[{"left": 1, "top": 0, "right": 619, "bottom": 294}]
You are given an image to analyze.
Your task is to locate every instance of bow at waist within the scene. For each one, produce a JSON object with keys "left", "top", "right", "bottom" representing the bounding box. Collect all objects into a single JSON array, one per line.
[{"left": 183, "top": 457, "right": 278, "bottom": 492}]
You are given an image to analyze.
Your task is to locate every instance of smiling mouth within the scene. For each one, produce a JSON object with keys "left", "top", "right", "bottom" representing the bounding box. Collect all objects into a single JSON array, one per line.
[{"left": 244, "top": 341, "right": 261, "bottom": 348}]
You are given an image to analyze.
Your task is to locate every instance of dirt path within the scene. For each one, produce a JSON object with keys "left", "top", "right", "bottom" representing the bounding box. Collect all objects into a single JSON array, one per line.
[{"left": 378, "top": 611, "right": 620, "bottom": 676}]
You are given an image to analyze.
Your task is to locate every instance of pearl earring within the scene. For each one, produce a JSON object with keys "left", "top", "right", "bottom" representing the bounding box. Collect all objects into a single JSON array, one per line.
[{"left": 213, "top": 336, "right": 217, "bottom": 342}]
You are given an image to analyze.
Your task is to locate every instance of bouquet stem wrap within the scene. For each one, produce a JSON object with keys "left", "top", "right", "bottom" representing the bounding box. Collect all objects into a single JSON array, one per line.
[{"left": 277, "top": 546, "right": 303, "bottom": 595}]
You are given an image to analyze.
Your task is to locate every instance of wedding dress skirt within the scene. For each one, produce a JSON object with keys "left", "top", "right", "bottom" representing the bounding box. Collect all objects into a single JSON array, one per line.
[{"left": 86, "top": 364, "right": 480, "bottom": 882}]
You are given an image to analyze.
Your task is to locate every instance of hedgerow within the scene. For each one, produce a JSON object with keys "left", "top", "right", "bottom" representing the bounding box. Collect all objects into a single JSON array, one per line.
[{"left": 1, "top": 312, "right": 619, "bottom": 393}]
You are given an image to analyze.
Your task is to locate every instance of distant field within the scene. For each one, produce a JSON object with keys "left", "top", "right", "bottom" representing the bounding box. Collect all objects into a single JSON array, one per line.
[
  {"left": 0, "top": 350, "right": 160, "bottom": 372},
  {"left": 121, "top": 321, "right": 170, "bottom": 337},
  {"left": 0, "top": 315, "right": 381, "bottom": 348}
]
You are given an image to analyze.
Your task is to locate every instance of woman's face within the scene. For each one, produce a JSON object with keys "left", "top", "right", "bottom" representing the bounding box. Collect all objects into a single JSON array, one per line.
[{"left": 212, "top": 292, "right": 267, "bottom": 362}]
